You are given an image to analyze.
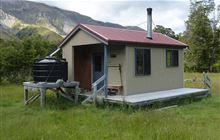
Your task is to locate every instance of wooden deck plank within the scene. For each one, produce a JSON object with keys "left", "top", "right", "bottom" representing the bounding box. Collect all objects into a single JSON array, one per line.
[{"left": 105, "top": 88, "right": 209, "bottom": 106}]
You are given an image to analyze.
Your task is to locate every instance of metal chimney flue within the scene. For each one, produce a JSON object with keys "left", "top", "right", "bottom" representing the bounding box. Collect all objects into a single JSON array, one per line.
[{"left": 147, "top": 8, "right": 152, "bottom": 39}]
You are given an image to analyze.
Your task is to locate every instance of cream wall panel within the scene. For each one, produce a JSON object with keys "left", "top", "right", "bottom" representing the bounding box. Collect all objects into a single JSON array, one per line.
[
  {"left": 108, "top": 47, "right": 126, "bottom": 95},
  {"left": 62, "top": 45, "right": 74, "bottom": 80},
  {"left": 125, "top": 45, "right": 184, "bottom": 95}
]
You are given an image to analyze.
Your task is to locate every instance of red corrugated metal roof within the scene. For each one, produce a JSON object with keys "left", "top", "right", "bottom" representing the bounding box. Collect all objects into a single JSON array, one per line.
[{"left": 59, "top": 24, "right": 188, "bottom": 48}]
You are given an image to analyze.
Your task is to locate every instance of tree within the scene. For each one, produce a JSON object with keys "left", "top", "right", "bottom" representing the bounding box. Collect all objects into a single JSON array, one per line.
[
  {"left": 183, "top": 0, "right": 220, "bottom": 72},
  {"left": 0, "top": 39, "right": 24, "bottom": 81},
  {"left": 213, "top": 27, "right": 220, "bottom": 71},
  {"left": 153, "top": 25, "right": 178, "bottom": 39},
  {"left": 0, "top": 35, "right": 58, "bottom": 83}
]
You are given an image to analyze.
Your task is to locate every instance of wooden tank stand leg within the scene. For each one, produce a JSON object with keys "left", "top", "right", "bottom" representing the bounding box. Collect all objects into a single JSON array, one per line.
[
  {"left": 24, "top": 87, "right": 28, "bottom": 105},
  {"left": 55, "top": 88, "right": 60, "bottom": 99},
  {"left": 74, "top": 86, "right": 79, "bottom": 104},
  {"left": 40, "top": 88, "right": 46, "bottom": 108}
]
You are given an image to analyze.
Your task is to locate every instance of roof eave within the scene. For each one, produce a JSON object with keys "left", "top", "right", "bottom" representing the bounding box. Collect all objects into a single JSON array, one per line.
[
  {"left": 108, "top": 40, "right": 188, "bottom": 49},
  {"left": 58, "top": 24, "right": 109, "bottom": 48},
  {"left": 58, "top": 24, "right": 80, "bottom": 48}
]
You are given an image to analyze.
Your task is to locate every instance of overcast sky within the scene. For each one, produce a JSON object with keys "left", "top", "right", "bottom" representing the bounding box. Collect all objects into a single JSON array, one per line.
[{"left": 29, "top": 0, "right": 220, "bottom": 33}]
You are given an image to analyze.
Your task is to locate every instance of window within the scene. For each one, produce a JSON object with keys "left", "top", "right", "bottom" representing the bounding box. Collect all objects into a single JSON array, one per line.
[
  {"left": 166, "top": 50, "right": 179, "bottom": 67},
  {"left": 135, "top": 48, "right": 151, "bottom": 75}
]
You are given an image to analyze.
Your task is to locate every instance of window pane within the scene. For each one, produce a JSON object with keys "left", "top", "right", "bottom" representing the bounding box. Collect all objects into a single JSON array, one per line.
[
  {"left": 166, "top": 50, "right": 178, "bottom": 67},
  {"left": 144, "top": 49, "right": 151, "bottom": 75},
  {"left": 173, "top": 50, "right": 179, "bottom": 66},
  {"left": 135, "top": 49, "right": 144, "bottom": 75},
  {"left": 167, "top": 50, "right": 172, "bottom": 67},
  {"left": 135, "top": 48, "right": 151, "bottom": 75}
]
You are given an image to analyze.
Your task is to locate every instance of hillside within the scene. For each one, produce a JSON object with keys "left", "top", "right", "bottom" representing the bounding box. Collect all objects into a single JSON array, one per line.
[
  {"left": 0, "top": 0, "right": 144, "bottom": 42},
  {"left": 0, "top": 27, "right": 18, "bottom": 41},
  {"left": 16, "top": 25, "right": 63, "bottom": 43}
]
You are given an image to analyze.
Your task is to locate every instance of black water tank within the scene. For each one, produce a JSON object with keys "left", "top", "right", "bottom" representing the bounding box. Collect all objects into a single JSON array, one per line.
[{"left": 33, "top": 58, "right": 68, "bottom": 82}]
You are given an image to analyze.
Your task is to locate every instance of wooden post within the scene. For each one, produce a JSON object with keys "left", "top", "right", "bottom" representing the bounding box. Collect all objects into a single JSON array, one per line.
[
  {"left": 104, "top": 44, "right": 108, "bottom": 97},
  {"left": 75, "top": 85, "right": 79, "bottom": 104},
  {"left": 55, "top": 88, "right": 60, "bottom": 99},
  {"left": 40, "top": 88, "right": 46, "bottom": 108},
  {"left": 93, "top": 85, "right": 97, "bottom": 103},
  {"left": 203, "top": 72, "right": 206, "bottom": 88},
  {"left": 24, "top": 88, "right": 28, "bottom": 105}
]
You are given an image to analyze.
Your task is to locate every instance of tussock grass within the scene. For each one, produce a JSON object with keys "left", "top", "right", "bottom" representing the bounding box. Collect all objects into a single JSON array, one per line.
[{"left": 0, "top": 73, "right": 220, "bottom": 140}]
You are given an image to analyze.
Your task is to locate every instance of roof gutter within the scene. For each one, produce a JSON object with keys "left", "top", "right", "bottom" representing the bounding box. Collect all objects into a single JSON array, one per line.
[{"left": 49, "top": 47, "right": 61, "bottom": 57}]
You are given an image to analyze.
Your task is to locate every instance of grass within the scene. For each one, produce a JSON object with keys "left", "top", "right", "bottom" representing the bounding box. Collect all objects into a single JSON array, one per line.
[
  {"left": 184, "top": 73, "right": 220, "bottom": 95},
  {"left": 0, "top": 73, "right": 220, "bottom": 140}
]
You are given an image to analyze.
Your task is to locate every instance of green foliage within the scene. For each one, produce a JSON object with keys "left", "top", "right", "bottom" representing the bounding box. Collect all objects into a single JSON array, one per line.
[
  {"left": 213, "top": 29, "right": 220, "bottom": 72},
  {"left": 0, "top": 35, "right": 58, "bottom": 83},
  {"left": 0, "top": 73, "right": 219, "bottom": 140},
  {"left": 213, "top": 58, "right": 220, "bottom": 72},
  {"left": 153, "top": 25, "right": 178, "bottom": 39},
  {"left": 183, "top": 0, "right": 220, "bottom": 72}
]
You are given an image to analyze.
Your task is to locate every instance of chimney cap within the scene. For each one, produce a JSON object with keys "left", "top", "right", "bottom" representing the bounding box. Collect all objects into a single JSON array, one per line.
[{"left": 147, "top": 8, "right": 152, "bottom": 12}]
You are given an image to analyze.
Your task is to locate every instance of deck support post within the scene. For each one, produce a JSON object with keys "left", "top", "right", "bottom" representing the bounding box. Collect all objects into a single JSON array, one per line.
[{"left": 104, "top": 44, "right": 108, "bottom": 97}]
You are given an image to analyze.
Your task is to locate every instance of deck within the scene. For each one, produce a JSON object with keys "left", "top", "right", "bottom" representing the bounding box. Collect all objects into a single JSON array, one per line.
[{"left": 105, "top": 88, "right": 209, "bottom": 106}]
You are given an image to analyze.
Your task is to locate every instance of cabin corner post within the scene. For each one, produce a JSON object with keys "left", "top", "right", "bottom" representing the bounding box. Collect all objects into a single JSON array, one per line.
[{"left": 104, "top": 44, "right": 108, "bottom": 97}]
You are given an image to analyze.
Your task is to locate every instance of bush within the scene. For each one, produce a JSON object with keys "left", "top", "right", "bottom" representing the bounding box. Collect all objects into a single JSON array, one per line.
[
  {"left": 213, "top": 60, "right": 220, "bottom": 72},
  {"left": 0, "top": 35, "right": 58, "bottom": 84}
]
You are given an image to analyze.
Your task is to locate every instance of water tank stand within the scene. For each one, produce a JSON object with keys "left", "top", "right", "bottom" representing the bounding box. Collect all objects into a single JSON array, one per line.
[{"left": 23, "top": 81, "right": 80, "bottom": 107}]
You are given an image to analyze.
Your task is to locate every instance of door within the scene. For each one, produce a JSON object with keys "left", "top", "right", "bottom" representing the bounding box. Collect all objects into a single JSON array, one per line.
[
  {"left": 92, "top": 53, "right": 104, "bottom": 89},
  {"left": 74, "top": 47, "right": 92, "bottom": 90}
]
